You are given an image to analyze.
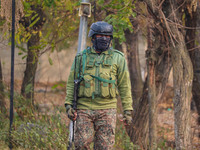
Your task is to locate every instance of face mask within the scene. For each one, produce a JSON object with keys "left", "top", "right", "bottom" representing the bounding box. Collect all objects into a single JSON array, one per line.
[{"left": 92, "top": 36, "right": 111, "bottom": 52}]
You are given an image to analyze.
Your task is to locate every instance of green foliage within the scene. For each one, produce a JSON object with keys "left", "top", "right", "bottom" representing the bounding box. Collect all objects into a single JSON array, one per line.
[
  {"left": 0, "top": 93, "right": 68, "bottom": 149},
  {"left": 97, "top": 0, "right": 136, "bottom": 44},
  {"left": 0, "top": 113, "right": 9, "bottom": 149},
  {"left": 13, "top": 0, "right": 80, "bottom": 64},
  {"left": 51, "top": 81, "right": 65, "bottom": 91},
  {"left": 44, "top": 0, "right": 58, "bottom": 7},
  {"left": 40, "top": 0, "right": 80, "bottom": 52},
  {"left": 115, "top": 119, "right": 135, "bottom": 150},
  {"left": 25, "top": 83, "right": 33, "bottom": 94},
  {"left": 10, "top": 114, "right": 67, "bottom": 149}
]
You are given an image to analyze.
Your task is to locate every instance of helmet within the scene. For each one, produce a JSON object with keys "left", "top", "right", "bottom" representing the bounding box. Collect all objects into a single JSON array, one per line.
[{"left": 88, "top": 21, "right": 113, "bottom": 38}]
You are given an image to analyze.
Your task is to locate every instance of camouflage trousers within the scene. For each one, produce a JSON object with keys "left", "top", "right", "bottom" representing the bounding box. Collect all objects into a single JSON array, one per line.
[{"left": 74, "top": 109, "right": 117, "bottom": 150}]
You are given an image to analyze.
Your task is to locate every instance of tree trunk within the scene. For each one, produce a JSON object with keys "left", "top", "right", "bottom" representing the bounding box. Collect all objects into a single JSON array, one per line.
[
  {"left": 0, "top": 59, "right": 6, "bottom": 113},
  {"left": 124, "top": 29, "right": 143, "bottom": 107},
  {"left": 113, "top": 38, "right": 123, "bottom": 52},
  {"left": 185, "top": 1, "right": 200, "bottom": 137},
  {"left": 125, "top": 1, "right": 144, "bottom": 107},
  {"left": 128, "top": 52, "right": 171, "bottom": 149},
  {"left": 128, "top": 79, "right": 149, "bottom": 148},
  {"left": 147, "top": 54, "right": 157, "bottom": 149},
  {"left": 124, "top": 26, "right": 149, "bottom": 149},
  {"left": 170, "top": 1, "right": 193, "bottom": 149},
  {"left": 193, "top": 2, "right": 200, "bottom": 135},
  {"left": 20, "top": 5, "right": 45, "bottom": 106},
  {"left": 127, "top": 1, "right": 172, "bottom": 147},
  {"left": 171, "top": 35, "right": 193, "bottom": 150},
  {"left": 21, "top": 33, "right": 40, "bottom": 105},
  {"left": 146, "top": 22, "right": 157, "bottom": 149}
]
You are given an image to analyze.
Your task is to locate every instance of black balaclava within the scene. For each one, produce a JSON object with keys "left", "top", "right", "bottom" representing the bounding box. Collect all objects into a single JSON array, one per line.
[{"left": 92, "top": 35, "right": 111, "bottom": 52}]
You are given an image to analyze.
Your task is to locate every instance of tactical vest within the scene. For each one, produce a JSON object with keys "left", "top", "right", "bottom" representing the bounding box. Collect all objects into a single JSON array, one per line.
[{"left": 77, "top": 47, "right": 119, "bottom": 99}]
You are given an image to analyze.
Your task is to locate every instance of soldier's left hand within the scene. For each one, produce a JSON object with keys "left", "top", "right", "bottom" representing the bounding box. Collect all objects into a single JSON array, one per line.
[{"left": 123, "top": 110, "right": 132, "bottom": 126}]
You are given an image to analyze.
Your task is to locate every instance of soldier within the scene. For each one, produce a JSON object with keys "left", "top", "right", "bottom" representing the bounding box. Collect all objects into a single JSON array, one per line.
[{"left": 65, "top": 21, "right": 133, "bottom": 150}]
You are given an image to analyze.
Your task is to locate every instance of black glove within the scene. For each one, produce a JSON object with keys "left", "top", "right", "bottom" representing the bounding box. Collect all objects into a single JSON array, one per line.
[
  {"left": 66, "top": 105, "right": 77, "bottom": 121},
  {"left": 123, "top": 110, "right": 132, "bottom": 126}
]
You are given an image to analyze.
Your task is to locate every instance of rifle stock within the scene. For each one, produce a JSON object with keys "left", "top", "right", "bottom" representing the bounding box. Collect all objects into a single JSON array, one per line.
[{"left": 67, "top": 79, "right": 80, "bottom": 150}]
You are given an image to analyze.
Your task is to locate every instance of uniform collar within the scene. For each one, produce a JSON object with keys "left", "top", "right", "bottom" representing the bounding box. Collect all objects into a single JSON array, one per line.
[{"left": 90, "top": 46, "right": 111, "bottom": 55}]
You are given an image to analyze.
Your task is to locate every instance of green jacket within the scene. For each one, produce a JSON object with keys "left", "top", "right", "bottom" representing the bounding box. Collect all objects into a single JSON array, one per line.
[{"left": 65, "top": 47, "right": 133, "bottom": 111}]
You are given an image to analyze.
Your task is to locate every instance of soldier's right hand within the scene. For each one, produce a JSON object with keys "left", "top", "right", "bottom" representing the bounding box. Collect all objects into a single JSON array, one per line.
[
  {"left": 66, "top": 105, "right": 77, "bottom": 121},
  {"left": 123, "top": 110, "right": 132, "bottom": 126}
]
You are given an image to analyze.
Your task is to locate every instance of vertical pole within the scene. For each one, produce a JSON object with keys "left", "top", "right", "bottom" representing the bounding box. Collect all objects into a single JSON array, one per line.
[
  {"left": 77, "top": 0, "right": 90, "bottom": 53},
  {"left": 9, "top": 0, "right": 15, "bottom": 149}
]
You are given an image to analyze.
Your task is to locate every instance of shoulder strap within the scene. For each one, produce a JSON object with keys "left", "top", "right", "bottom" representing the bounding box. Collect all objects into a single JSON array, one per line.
[
  {"left": 112, "top": 49, "right": 124, "bottom": 56},
  {"left": 82, "top": 49, "right": 87, "bottom": 75}
]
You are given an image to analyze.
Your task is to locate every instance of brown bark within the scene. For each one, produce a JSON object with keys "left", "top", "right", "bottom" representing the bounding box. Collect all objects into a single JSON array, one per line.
[
  {"left": 146, "top": 23, "right": 157, "bottom": 149},
  {"left": 147, "top": 55, "right": 157, "bottom": 149},
  {"left": 185, "top": 1, "right": 200, "bottom": 137},
  {"left": 142, "top": 1, "right": 193, "bottom": 149},
  {"left": 128, "top": 53, "right": 171, "bottom": 149},
  {"left": 192, "top": 44, "right": 200, "bottom": 137},
  {"left": 0, "top": 59, "right": 6, "bottom": 113},
  {"left": 125, "top": 29, "right": 143, "bottom": 107},
  {"left": 170, "top": 1, "right": 193, "bottom": 149},
  {"left": 21, "top": 33, "right": 40, "bottom": 105},
  {"left": 127, "top": 1, "right": 172, "bottom": 148},
  {"left": 193, "top": 2, "right": 200, "bottom": 134},
  {"left": 171, "top": 38, "right": 192, "bottom": 150},
  {"left": 143, "top": 1, "right": 160, "bottom": 148},
  {"left": 20, "top": 5, "right": 45, "bottom": 105},
  {"left": 125, "top": 1, "right": 144, "bottom": 107},
  {"left": 124, "top": 19, "right": 149, "bottom": 149},
  {"left": 113, "top": 38, "right": 123, "bottom": 52},
  {"left": 128, "top": 79, "right": 149, "bottom": 148}
]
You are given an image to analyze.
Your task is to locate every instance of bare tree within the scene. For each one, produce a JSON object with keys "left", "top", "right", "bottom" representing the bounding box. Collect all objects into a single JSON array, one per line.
[
  {"left": 193, "top": 2, "right": 200, "bottom": 136},
  {"left": 125, "top": 2, "right": 144, "bottom": 107},
  {"left": 185, "top": 0, "right": 200, "bottom": 137},
  {"left": 124, "top": 28, "right": 144, "bottom": 107},
  {"left": 146, "top": 22, "right": 157, "bottom": 149},
  {"left": 168, "top": 0, "right": 194, "bottom": 149},
  {"left": 127, "top": 0, "right": 172, "bottom": 146},
  {"left": 128, "top": 1, "right": 193, "bottom": 149}
]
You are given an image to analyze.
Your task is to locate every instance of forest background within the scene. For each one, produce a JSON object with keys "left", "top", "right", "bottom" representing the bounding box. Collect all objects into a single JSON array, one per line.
[{"left": 0, "top": 0, "right": 200, "bottom": 149}]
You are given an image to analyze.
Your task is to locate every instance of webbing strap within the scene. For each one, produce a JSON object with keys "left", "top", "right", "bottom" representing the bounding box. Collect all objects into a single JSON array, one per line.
[
  {"left": 90, "top": 75, "right": 115, "bottom": 84},
  {"left": 82, "top": 49, "right": 87, "bottom": 75},
  {"left": 81, "top": 48, "right": 115, "bottom": 84}
]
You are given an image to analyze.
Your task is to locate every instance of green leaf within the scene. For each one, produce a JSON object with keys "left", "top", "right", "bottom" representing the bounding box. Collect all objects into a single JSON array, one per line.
[
  {"left": 29, "top": 17, "right": 40, "bottom": 28},
  {"left": 16, "top": 45, "right": 28, "bottom": 53},
  {"left": 25, "top": 83, "right": 33, "bottom": 94},
  {"left": 18, "top": 52, "right": 23, "bottom": 56},
  {"left": 48, "top": 57, "right": 53, "bottom": 65},
  {"left": 22, "top": 55, "right": 27, "bottom": 60},
  {"left": 31, "top": 13, "right": 39, "bottom": 21},
  {"left": 24, "top": 13, "right": 32, "bottom": 17},
  {"left": 23, "top": 2, "right": 31, "bottom": 10}
]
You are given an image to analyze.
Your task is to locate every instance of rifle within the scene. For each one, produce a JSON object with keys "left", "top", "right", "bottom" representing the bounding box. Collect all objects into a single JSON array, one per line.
[{"left": 67, "top": 56, "right": 82, "bottom": 150}]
